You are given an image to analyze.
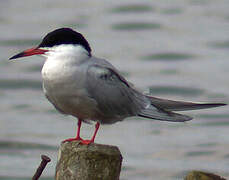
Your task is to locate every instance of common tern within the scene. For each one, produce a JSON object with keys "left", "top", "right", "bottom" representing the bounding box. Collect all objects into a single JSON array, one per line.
[{"left": 9, "top": 28, "right": 226, "bottom": 144}]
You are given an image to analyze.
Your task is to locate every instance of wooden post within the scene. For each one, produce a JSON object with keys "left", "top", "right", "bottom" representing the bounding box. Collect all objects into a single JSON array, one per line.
[
  {"left": 184, "top": 171, "right": 226, "bottom": 180},
  {"left": 55, "top": 141, "right": 122, "bottom": 180}
]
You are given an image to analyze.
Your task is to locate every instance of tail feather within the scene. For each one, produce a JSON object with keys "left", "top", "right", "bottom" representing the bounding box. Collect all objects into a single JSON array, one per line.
[
  {"left": 147, "top": 96, "right": 226, "bottom": 111},
  {"left": 138, "top": 106, "right": 192, "bottom": 122},
  {"left": 138, "top": 96, "right": 226, "bottom": 122}
]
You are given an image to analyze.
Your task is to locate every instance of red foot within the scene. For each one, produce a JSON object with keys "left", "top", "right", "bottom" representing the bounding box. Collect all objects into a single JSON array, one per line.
[
  {"left": 62, "top": 137, "right": 83, "bottom": 143},
  {"left": 80, "top": 139, "right": 94, "bottom": 145},
  {"left": 62, "top": 138, "right": 93, "bottom": 145},
  {"left": 62, "top": 121, "right": 100, "bottom": 145}
]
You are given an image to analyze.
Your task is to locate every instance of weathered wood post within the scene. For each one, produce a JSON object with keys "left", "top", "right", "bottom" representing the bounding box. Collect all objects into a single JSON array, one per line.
[
  {"left": 184, "top": 171, "right": 226, "bottom": 180},
  {"left": 55, "top": 141, "right": 122, "bottom": 180}
]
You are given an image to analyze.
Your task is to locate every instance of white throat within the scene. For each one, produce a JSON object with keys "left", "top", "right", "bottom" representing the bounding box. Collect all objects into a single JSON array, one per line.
[
  {"left": 41, "top": 44, "right": 90, "bottom": 62},
  {"left": 41, "top": 44, "right": 90, "bottom": 84}
]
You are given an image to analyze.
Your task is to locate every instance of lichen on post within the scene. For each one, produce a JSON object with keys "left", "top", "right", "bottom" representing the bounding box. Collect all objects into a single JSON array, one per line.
[
  {"left": 55, "top": 141, "right": 122, "bottom": 180},
  {"left": 184, "top": 171, "right": 226, "bottom": 180}
]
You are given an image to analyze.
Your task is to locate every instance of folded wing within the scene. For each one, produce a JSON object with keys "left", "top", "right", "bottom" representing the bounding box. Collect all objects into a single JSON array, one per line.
[
  {"left": 147, "top": 96, "right": 226, "bottom": 111},
  {"left": 86, "top": 63, "right": 198, "bottom": 123}
]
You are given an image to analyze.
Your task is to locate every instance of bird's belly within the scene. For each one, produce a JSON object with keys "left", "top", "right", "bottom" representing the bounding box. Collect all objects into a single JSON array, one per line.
[
  {"left": 42, "top": 62, "right": 97, "bottom": 120},
  {"left": 44, "top": 83, "right": 98, "bottom": 120},
  {"left": 43, "top": 82, "right": 125, "bottom": 124}
]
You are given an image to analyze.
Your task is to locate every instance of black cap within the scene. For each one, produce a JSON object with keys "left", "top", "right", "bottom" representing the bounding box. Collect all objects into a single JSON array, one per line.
[{"left": 38, "top": 28, "right": 91, "bottom": 56}]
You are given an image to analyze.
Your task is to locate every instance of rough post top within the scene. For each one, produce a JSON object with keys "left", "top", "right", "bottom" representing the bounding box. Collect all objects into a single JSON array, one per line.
[
  {"left": 184, "top": 171, "right": 226, "bottom": 180},
  {"left": 56, "top": 140, "right": 123, "bottom": 180},
  {"left": 60, "top": 141, "right": 122, "bottom": 156}
]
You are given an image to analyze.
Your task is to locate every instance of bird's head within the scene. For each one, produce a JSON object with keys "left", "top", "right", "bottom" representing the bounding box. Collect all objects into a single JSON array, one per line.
[{"left": 9, "top": 28, "right": 91, "bottom": 60}]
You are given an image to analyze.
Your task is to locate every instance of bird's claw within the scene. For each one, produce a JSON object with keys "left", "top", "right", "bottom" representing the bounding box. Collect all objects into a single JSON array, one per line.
[
  {"left": 79, "top": 139, "right": 94, "bottom": 145},
  {"left": 62, "top": 137, "right": 94, "bottom": 145},
  {"left": 62, "top": 137, "right": 83, "bottom": 143}
]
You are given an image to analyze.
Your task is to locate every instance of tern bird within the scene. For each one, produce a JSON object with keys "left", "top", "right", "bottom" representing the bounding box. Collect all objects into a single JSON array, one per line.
[{"left": 9, "top": 28, "right": 226, "bottom": 144}]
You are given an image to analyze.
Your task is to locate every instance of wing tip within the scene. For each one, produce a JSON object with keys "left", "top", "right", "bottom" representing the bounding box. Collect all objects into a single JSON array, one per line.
[
  {"left": 199, "top": 103, "right": 227, "bottom": 109},
  {"left": 212, "top": 103, "right": 227, "bottom": 107},
  {"left": 170, "top": 113, "right": 193, "bottom": 122},
  {"left": 183, "top": 115, "right": 193, "bottom": 122},
  {"left": 138, "top": 107, "right": 193, "bottom": 122}
]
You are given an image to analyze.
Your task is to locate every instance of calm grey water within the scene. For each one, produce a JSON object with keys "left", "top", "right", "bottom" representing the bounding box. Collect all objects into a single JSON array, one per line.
[{"left": 0, "top": 0, "right": 229, "bottom": 179}]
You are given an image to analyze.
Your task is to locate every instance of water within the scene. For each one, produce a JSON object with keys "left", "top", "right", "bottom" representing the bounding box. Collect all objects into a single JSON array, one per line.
[{"left": 1, "top": 0, "right": 229, "bottom": 179}]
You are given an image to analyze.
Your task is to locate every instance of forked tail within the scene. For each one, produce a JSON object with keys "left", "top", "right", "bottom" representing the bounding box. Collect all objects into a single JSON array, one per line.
[{"left": 138, "top": 96, "right": 226, "bottom": 122}]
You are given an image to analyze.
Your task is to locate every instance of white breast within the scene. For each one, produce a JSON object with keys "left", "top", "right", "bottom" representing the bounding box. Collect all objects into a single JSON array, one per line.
[{"left": 41, "top": 45, "right": 97, "bottom": 119}]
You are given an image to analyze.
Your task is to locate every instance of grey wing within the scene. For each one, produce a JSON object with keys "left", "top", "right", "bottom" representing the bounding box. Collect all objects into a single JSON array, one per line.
[
  {"left": 85, "top": 58, "right": 198, "bottom": 123},
  {"left": 86, "top": 65, "right": 148, "bottom": 121},
  {"left": 138, "top": 96, "right": 226, "bottom": 122},
  {"left": 147, "top": 96, "right": 226, "bottom": 111}
]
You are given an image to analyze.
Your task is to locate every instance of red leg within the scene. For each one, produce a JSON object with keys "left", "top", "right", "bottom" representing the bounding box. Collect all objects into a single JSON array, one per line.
[
  {"left": 63, "top": 119, "right": 83, "bottom": 142},
  {"left": 81, "top": 122, "right": 100, "bottom": 145},
  {"left": 76, "top": 119, "right": 82, "bottom": 140}
]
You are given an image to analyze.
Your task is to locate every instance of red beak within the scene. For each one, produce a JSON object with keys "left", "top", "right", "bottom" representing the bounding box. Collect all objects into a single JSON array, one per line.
[{"left": 9, "top": 47, "right": 48, "bottom": 60}]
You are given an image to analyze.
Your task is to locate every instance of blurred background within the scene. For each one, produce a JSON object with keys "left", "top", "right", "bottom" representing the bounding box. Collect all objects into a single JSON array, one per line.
[{"left": 0, "top": 0, "right": 229, "bottom": 179}]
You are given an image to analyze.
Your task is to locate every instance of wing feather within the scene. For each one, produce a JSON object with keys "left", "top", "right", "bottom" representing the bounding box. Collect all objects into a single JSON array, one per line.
[
  {"left": 86, "top": 65, "right": 147, "bottom": 121},
  {"left": 147, "top": 96, "right": 226, "bottom": 111}
]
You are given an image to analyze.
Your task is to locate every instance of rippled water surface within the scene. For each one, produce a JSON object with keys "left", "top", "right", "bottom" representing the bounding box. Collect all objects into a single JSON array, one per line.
[{"left": 1, "top": 0, "right": 229, "bottom": 179}]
